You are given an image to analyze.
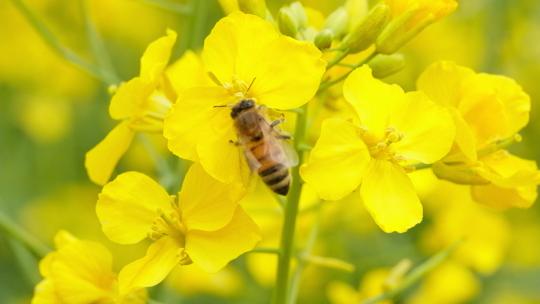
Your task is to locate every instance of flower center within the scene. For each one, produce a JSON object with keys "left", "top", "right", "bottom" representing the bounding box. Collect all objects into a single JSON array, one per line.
[
  {"left": 148, "top": 201, "right": 192, "bottom": 265},
  {"left": 222, "top": 76, "right": 253, "bottom": 99},
  {"left": 130, "top": 91, "right": 172, "bottom": 132},
  {"left": 361, "top": 126, "right": 405, "bottom": 163}
]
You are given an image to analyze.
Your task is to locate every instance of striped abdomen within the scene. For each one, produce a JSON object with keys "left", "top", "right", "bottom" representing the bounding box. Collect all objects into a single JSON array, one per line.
[{"left": 249, "top": 140, "right": 291, "bottom": 195}]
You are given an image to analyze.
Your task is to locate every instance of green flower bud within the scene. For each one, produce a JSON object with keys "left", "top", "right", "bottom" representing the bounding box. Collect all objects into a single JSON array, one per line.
[
  {"left": 324, "top": 7, "right": 349, "bottom": 38},
  {"left": 238, "top": 0, "right": 268, "bottom": 18},
  {"left": 368, "top": 53, "right": 405, "bottom": 78},
  {"left": 340, "top": 3, "right": 390, "bottom": 53},
  {"left": 314, "top": 29, "right": 334, "bottom": 50},
  {"left": 288, "top": 2, "right": 308, "bottom": 29},
  {"left": 278, "top": 8, "right": 299, "bottom": 37}
]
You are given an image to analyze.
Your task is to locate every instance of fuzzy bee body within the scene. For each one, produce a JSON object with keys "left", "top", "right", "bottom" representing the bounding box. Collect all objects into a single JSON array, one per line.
[{"left": 231, "top": 99, "right": 292, "bottom": 195}]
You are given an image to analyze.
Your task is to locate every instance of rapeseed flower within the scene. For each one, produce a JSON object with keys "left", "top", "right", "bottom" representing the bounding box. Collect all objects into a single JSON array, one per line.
[
  {"left": 301, "top": 65, "right": 455, "bottom": 233},
  {"left": 418, "top": 61, "right": 540, "bottom": 209},
  {"left": 32, "top": 230, "right": 146, "bottom": 304},
  {"left": 164, "top": 12, "right": 325, "bottom": 185},
  {"left": 96, "top": 164, "right": 260, "bottom": 294},
  {"left": 85, "top": 30, "right": 177, "bottom": 185}
]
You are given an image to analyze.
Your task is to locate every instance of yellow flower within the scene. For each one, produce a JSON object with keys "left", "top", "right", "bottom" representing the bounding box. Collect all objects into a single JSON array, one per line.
[
  {"left": 418, "top": 61, "right": 540, "bottom": 209},
  {"left": 32, "top": 230, "right": 146, "bottom": 304},
  {"left": 85, "top": 30, "right": 177, "bottom": 185},
  {"left": 377, "top": 0, "right": 458, "bottom": 54},
  {"left": 96, "top": 163, "right": 261, "bottom": 294},
  {"left": 327, "top": 268, "right": 392, "bottom": 304},
  {"left": 164, "top": 12, "right": 326, "bottom": 185},
  {"left": 301, "top": 65, "right": 454, "bottom": 233}
]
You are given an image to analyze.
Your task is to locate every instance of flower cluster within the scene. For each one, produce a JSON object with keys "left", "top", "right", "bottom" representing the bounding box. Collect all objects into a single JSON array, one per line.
[{"left": 27, "top": 0, "right": 538, "bottom": 303}]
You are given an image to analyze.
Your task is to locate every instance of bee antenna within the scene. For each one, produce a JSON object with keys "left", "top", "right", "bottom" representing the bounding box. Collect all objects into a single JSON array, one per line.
[
  {"left": 213, "top": 105, "right": 228, "bottom": 108},
  {"left": 245, "top": 77, "right": 256, "bottom": 94}
]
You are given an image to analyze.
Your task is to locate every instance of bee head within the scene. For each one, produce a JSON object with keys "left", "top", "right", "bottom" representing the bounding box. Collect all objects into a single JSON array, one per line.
[{"left": 231, "top": 99, "right": 255, "bottom": 118}]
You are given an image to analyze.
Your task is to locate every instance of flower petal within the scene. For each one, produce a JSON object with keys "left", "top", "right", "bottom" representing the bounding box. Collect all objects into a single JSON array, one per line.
[
  {"left": 96, "top": 172, "right": 172, "bottom": 244},
  {"left": 390, "top": 91, "right": 455, "bottom": 164},
  {"left": 180, "top": 163, "right": 245, "bottom": 231},
  {"left": 140, "top": 29, "right": 177, "bottom": 83},
  {"left": 118, "top": 237, "right": 181, "bottom": 295},
  {"left": 417, "top": 61, "right": 475, "bottom": 108},
  {"left": 197, "top": 117, "right": 251, "bottom": 185},
  {"left": 202, "top": 12, "right": 279, "bottom": 86},
  {"left": 85, "top": 121, "right": 135, "bottom": 185},
  {"left": 109, "top": 77, "right": 155, "bottom": 120},
  {"left": 360, "top": 159, "right": 422, "bottom": 233},
  {"left": 166, "top": 50, "right": 213, "bottom": 94},
  {"left": 250, "top": 37, "right": 325, "bottom": 110},
  {"left": 49, "top": 239, "right": 116, "bottom": 303},
  {"left": 32, "top": 279, "right": 61, "bottom": 304},
  {"left": 186, "top": 207, "right": 261, "bottom": 273},
  {"left": 343, "top": 65, "right": 406, "bottom": 137},
  {"left": 163, "top": 86, "right": 231, "bottom": 161},
  {"left": 300, "top": 118, "right": 370, "bottom": 201}
]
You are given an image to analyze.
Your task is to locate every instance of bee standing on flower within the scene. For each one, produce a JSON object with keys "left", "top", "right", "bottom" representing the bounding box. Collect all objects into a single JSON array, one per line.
[{"left": 230, "top": 98, "right": 297, "bottom": 195}]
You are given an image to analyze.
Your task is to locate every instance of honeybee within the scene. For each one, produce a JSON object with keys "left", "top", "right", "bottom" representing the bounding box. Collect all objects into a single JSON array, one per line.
[{"left": 230, "top": 99, "right": 297, "bottom": 195}]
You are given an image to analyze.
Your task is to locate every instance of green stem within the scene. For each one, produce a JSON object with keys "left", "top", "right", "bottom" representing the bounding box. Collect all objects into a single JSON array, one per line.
[
  {"left": 79, "top": 0, "right": 119, "bottom": 84},
  {"left": 318, "top": 52, "right": 378, "bottom": 93},
  {"left": 326, "top": 49, "right": 350, "bottom": 69},
  {"left": 250, "top": 247, "right": 282, "bottom": 255},
  {"left": 139, "top": 0, "right": 192, "bottom": 14},
  {"left": 9, "top": 0, "right": 110, "bottom": 83},
  {"left": 0, "top": 210, "right": 50, "bottom": 258},
  {"left": 362, "top": 240, "right": 463, "bottom": 304},
  {"left": 273, "top": 104, "right": 309, "bottom": 304},
  {"left": 288, "top": 202, "right": 321, "bottom": 303}
]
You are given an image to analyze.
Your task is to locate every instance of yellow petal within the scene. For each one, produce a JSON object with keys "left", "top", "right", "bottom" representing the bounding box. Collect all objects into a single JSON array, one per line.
[
  {"left": 301, "top": 118, "right": 370, "bottom": 201},
  {"left": 360, "top": 160, "right": 422, "bottom": 233},
  {"left": 186, "top": 207, "right": 261, "bottom": 273},
  {"left": 180, "top": 163, "right": 245, "bottom": 231},
  {"left": 85, "top": 121, "right": 135, "bottom": 185},
  {"left": 250, "top": 37, "right": 325, "bottom": 109},
  {"left": 166, "top": 50, "right": 212, "bottom": 94},
  {"left": 49, "top": 239, "right": 116, "bottom": 303},
  {"left": 450, "top": 108, "right": 477, "bottom": 161},
  {"left": 465, "top": 73, "right": 530, "bottom": 139},
  {"left": 417, "top": 61, "right": 475, "bottom": 108},
  {"left": 31, "top": 279, "right": 61, "bottom": 304},
  {"left": 96, "top": 172, "right": 172, "bottom": 244},
  {"left": 119, "top": 237, "right": 181, "bottom": 295},
  {"left": 109, "top": 77, "right": 154, "bottom": 120},
  {"left": 202, "top": 12, "right": 279, "bottom": 87},
  {"left": 202, "top": 11, "right": 324, "bottom": 110},
  {"left": 197, "top": 118, "right": 251, "bottom": 185},
  {"left": 164, "top": 86, "right": 231, "bottom": 161},
  {"left": 140, "top": 29, "right": 177, "bottom": 83},
  {"left": 343, "top": 65, "right": 406, "bottom": 137},
  {"left": 472, "top": 184, "right": 537, "bottom": 210},
  {"left": 390, "top": 91, "right": 455, "bottom": 164}
]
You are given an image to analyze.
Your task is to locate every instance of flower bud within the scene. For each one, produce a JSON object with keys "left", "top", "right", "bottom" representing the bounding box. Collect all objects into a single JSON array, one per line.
[
  {"left": 432, "top": 161, "right": 490, "bottom": 185},
  {"left": 376, "top": 0, "right": 458, "bottom": 54},
  {"left": 368, "top": 53, "right": 405, "bottom": 78},
  {"left": 314, "top": 29, "right": 334, "bottom": 50},
  {"left": 278, "top": 2, "right": 308, "bottom": 38},
  {"left": 323, "top": 7, "right": 349, "bottom": 38},
  {"left": 339, "top": 3, "right": 390, "bottom": 53},
  {"left": 278, "top": 8, "right": 299, "bottom": 37},
  {"left": 345, "top": 0, "right": 369, "bottom": 28},
  {"left": 238, "top": 0, "right": 267, "bottom": 18}
]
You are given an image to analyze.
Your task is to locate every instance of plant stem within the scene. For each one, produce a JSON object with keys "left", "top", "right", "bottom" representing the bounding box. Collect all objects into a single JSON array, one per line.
[
  {"left": 0, "top": 210, "right": 50, "bottom": 258},
  {"left": 273, "top": 104, "right": 309, "bottom": 304},
  {"left": 318, "top": 52, "right": 378, "bottom": 93},
  {"left": 9, "top": 0, "right": 110, "bottom": 83},
  {"left": 362, "top": 240, "right": 463, "bottom": 304},
  {"left": 79, "top": 0, "right": 120, "bottom": 84},
  {"left": 326, "top": 49, "right": 349, "bottom": 69}
]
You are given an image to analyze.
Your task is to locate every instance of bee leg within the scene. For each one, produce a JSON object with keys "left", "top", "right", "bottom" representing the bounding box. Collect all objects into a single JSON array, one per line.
[
  {"left": 228, "top": 139, "right": 241, "bottom": 146},
  {"left": 276, "top": 134, "right": 291, "bottom": 140},
  {"left": 270, "top": 117, "right": 285, "bottom": 128}
]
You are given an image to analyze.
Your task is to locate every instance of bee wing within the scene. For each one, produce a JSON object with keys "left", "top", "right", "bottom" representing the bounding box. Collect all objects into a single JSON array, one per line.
[{"left": 279, "top": 139, "right": 299, "bottom": 168}]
